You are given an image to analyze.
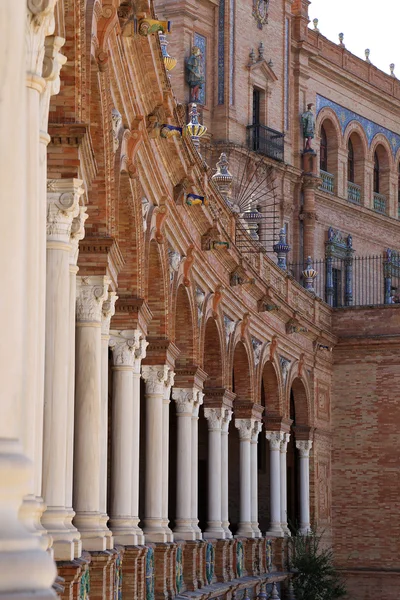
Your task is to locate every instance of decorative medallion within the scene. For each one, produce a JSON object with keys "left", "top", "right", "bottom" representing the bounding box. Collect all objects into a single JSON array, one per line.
[
  {"left": 205, "top": 542, "right": 215, "bottom": 584},
  {"left": 253, "top": 0, "right": 270, "bottom": 29}
]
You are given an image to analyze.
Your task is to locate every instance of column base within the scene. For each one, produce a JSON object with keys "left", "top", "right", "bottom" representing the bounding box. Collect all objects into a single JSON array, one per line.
[
  {"left": 100, "top": 514, "right": 113, "bottom": 550},
  {"left": 19, "top": 494, "right": 51, "bottom": 552},
  {"left": 73, "top": 513, "right": 107, "bottom": 551},
  {"left": 251, "top": 522, "right": 262, "bottom": 538},
  {"left": 174, "top": 520, "right": 196, "bottom": 541},
  {"left": 265, "top": 525, "right": 285, "bottom": 538},
  {"left": 236, "top": 523, "right": 255, "bottom": 538},
  {"left": 109, "top": 517, "right": 138, "bottom": 545},
  {"left": 66, "top": 508, "right": 83, "bottom": 558},
  {"left": 203, "top": 526, "right": 225, "bottom": 540},
  {"left": 161, "top": 520, "right": 174, "bottom": 542},
  {"left": 191, "top": 520, "right": 203, "bottom": 540},
  {"left": 222, "top": 521, "right": 232, "bottom": 539},
  {"left": 42, "top": 507, "right": 78, "bottom": 561},
  {"left": 143, "top": 519, "right": 168, "bottom": 543},
  {"left": 298, "top": 524, "right": 312, "bottom": 535},
  {"left": 281, "top": 523, "right": 291, "bottom": 537}
]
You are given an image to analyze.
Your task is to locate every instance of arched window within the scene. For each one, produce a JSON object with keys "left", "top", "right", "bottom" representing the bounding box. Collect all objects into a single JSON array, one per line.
[
  {"left": 398, "top": 163, "right": 400, "bottom": 206},
  {"left": 320, "top": 125, "right": 328, "bottom": 171},
  {"left": 348, "top": 139, "right": 355, "bottom": 183},
  {"left": 374, "top": 151, "right": 380, "bottom": 193}
]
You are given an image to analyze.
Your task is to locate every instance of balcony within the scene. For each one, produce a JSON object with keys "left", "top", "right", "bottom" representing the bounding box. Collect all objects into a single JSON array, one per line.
[
  {"left": 320, "top": 170, "right": 334, "bottom": 194},
  {"left": 373, "top": 192, "right": 387, "bottom": 215},
  {"left": 246, "top": 125, "right": 284, "bottom": 162},
  {"left": 347, "top": 182, "right": 361, "bottom": 205}
]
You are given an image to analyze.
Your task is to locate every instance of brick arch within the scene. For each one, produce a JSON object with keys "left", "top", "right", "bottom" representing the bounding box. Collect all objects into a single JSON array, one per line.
[
  {"left": 370, "top": 135, "right": 394, "bottom": 169},
  {"left": 173, "top": 285, "right": 197, "bottom": 368},
  {"left": 145, "top": 239, "right": 169, "bottom": 339},
  {"left": 258, "top": 357, "right": 284, "bottom": 417},
  {"left": 202, "top": 317, "right": 224, "bottom": 388},
  {"left": 343, "top": 120, "right": 369, "bottom": 157},
  {"left": 287, "top": 375, "right": 311, "bottom": 427},
  {"left": 231, "top": 340, "right": 253, "bottom": 402}
]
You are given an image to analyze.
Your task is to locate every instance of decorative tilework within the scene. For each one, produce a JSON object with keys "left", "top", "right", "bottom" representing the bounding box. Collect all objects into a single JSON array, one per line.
[
  {"left": 194, "top": 33, "right": 206, "bottom": 106},
  {"left": 229, "top": 0, "right": 235, "bottom": 105},
  {"left": 266, "top": 538, "right": 273, "bottom": 572},
  {"left": 205, "top": 542, "right": 215, "bottom": 584},
  {"left": 79, "top": 568, "right": 90, "bottom": 600},
  {"left": 236, "top": 540, "right": 244, "bottom": 577},
  {"left": 175, "top": 546, "right": 183, "bottom": 593},
  {"left": 218, "top": 0, "right": 225, "bottom": 104},
  {"left": 316, "top": 94, "right": 400, "bottom": 156},
  {"left": 145, "top": 547, "right": 155, "bottom": 600},
  {"left": 114, "top": 555, "right": 122, "bottom": 600}
]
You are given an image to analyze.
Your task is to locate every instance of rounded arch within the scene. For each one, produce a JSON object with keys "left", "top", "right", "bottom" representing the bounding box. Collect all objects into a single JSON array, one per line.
[
  {"left": 316, "top": 109, "right": 343, "bottom": 194},
  {"left": 202, "top": 317, "right": 224, "bottom": 389},
  {"left": 370, "top": 136, "right": 392, "bottom": 204},
  {"left": 145, "top": 239, "right": 169, "bottom": 339},
  {"left": 230, "top": 338, "right": 253, "bottom": 401},
  {"left": 173, "top": 284, "right": 197, "bottom": 368},
  {"left": 259, "top": 359, "right": 283, "bottom": 418},
  {"left": 287, "top": 373, "right": 311, "bottom": 428},
  {"left": 344, "top": 123, "right": 368, "bottom": 199},
  {"left": 370, "top": 134, "right": 394, "bottom": 169},
  {"left": 343, "top": 120, "right": 369, "bottom": 156}
]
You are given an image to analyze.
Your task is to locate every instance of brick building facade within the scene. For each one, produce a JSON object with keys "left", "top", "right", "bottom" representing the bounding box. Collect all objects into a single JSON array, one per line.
[{"left": 1, "top": 1, "right": 399, "bottom": 599}]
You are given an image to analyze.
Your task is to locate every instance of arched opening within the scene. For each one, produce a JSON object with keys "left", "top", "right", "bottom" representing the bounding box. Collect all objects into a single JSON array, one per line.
[
  {"left": 147, "top": 240, "right": 167, "bottom": 339},
  {"left": 232, "top": 341, "right": 251, "bottom": 400},
  {"left": 320, "top": 125, "right": 328, "bottom": 172},
  {"left": 347, "top": 132, "right": 364, "bottom": 205},
  {"left": 373, "top": 144, "right": 390, "bottom": 214},
  {"left": 374, "top": 151, "right": 380, "bottom": 194},
  {"left": 348, "top": 138, "right": 355, "bottom": 183},
  {"left": 319, "top": 119, "right": 339, "bottom": 194}
]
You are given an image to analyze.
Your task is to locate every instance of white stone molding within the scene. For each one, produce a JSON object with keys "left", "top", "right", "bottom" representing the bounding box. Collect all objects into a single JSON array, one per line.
[
  {"left": 266, "top": 430, "right": 285, "bottom": 449},
  {"left": 281, "top": 432, "right": 291, "bottom": 452},
  {"left": 142, "top": 365, "right": 170, "bottom": 395},
  {"left": 109, "top": 330, "right": 141, "bottom": 367},
  {"left": 46, "top": 179, "right": 83, "bottom": 244},
  {"left": 168, "top": 247, "right": 181, "bottom": 284},
  {"left": 204, "top": 407, "right": 223, "bottom": 431},
  {"left": 69, "top": 206, "right": 88, "bottom": 267},
  {"left": 192, "top": 389, "right": 204, "bottom": 418},
  {"left": 76, "top": 276, "right": 110, "bottom": 323},
  {"left": 172, "top": 388, "right": 196, "bottom": 415},
  {"left": 221, "top": 408, "right": 233, "bottom": 433},
  {"left": 296, "top": 439, "right": 313, "bottom": 458},
  {"left": 195, "top": 287, "right": 205, "bottom": 322},
  {"left": 135, "top": 337, "right": 148, "bottom": 374},
  {"left": 111, "top": 108, "right": 122, "bottom": 152},
  {"left": 251, "top": 419, "right": 263, "bottom": 443},
  {"left": 235, "top": 418, "right": 254, "bottom": 441},
  {"left": 142, "top": 197, "right": 150, "bottom": 233},
  {"left": 101, "top": 293, "right": 118, "bottom": 337}
]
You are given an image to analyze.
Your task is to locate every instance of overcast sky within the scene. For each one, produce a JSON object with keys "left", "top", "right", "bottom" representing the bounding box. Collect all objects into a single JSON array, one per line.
[{"left": 308, "top": 0, "right": 400, "bottom": 76}]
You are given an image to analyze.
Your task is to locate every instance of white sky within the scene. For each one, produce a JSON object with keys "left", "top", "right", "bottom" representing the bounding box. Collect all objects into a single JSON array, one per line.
[{"left": 308, "top": 0, "right": 400, "bottom": 76}]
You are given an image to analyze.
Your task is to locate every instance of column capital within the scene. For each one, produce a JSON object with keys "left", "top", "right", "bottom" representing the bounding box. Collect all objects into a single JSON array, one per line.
[
  {"left": 47, "top": 179, "right": 84, "bottom": 244},
  {"left": 235, "top": 418, "right": 255, "bottom": 441},
  {"left": 163, "top": 369, "right": 175, "bottom": 402},
  {"left": 172, "top": 388, "right": 196, "bottom": 415},
  {"left": 251, "top": 420, "right": 263, "bottom": 443},
  {"left": 70, "top": 206, "right": 88, "bottom": 267},
  {"left": 296, "top": 439, "right": 313, "bottom": 457},
  {"left": 221, "top": 408, "right": 233, "bottom": 433},
  {"left": 76, "top": 276, "right": 111, "bottom": 323},
  {"left": 101, "top": 292, "right": 118, "bottom": 336},
  {"left": 109, "top": 330, "right": 142, "bottom": 367},
  {"left": 266, "top": 431, "right": 285, "bottom": 450},
  {"left": 204, "top": 407, "right": 223, "bottom": 431},
  {"left": 280, "top": 432, "right": 291, "bottom": 452},
  {"left": 142, "top": 365, "right": 170, "bottom": 395},
  {"left": 192, "top": 390, "right": 204, "bottom": 418},
  {"left": 26, "top": 0, "right": 58, "bottom": 82}
]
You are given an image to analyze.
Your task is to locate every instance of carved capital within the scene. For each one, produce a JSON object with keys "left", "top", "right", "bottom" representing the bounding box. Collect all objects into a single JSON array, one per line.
[
  {"left": 172, "top": 388, "right": 196, "bottom": 415},
  {"left": 101, "top": 292, "right": 118, "bottom": 336},
  {"left": 296, "top": 439, "right": 313, "bottom": 458},
  {"left": 70, "top": 206, "right": 88, "bottom": 266},
  {"left": 204, "top": 407, "right": 223, "bottom": 431},
  {"left": 193, "top": 390, "right": 204, "bottom": 418},
  {"left": 251, "top": 420, "right": 263, "bottom": 443},
  {"left": 47, "top": 179, "right": 84, "bottom": 244},
  {"left": 235, "top": 418, "right": 254, "bottom": 441},
  {"left": 109, "top": 329, "right": 142, "bottom": 367},
  {"left": 26, "top": 0, "right": 58, "bottom": 81},
  {"left": 163, "top": 369, "right": 175, "bottom": 401},
  {"left": 135, "top": 337, "right": 149, "bottom": 374},
  {"left": 76, "top": 276, "right": 110, "bottom": 323},
  {"left": 280, "top": 432, "right": 291, "bottom": 452},
  {"left": 265, "top": 431, "right": 284, "bottom": 450},
  {"left": 142, "top": 365, "right": 170, "bottom": 395}
]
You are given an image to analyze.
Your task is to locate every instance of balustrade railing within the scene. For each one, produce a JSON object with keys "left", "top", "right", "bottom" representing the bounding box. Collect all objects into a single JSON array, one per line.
[
  {"left": 347, "top": 182, "right": 361, "bottom": 205},
  {"left": 373, "top": 192, "right": 387, "bottom": 215},
  {"left": 320, "top": 170, "right": 334, "bottom": 193}
]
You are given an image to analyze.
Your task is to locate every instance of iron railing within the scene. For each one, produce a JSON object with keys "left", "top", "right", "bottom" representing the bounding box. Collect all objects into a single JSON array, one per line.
[
  {"left": 288, "top": 252, "right": 400, "bottom": 308},
  {"left": 373, "top": 192, "right": 387, "bottom": 215},
  {"left": 246, "top": 125, "right": 285, "bottom": 162},
  {"left": 348, "top": 182, "right": 361, "bottom": 205},
  {"left": 320, "top": 170, "right": 334, "bottom": 193}
]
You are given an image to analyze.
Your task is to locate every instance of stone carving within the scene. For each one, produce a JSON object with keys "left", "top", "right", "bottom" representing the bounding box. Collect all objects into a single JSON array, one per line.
[
  {"left": 204, "top": 407, "right": 223, "bottom": 431},
  {"left": 135, "top": 337, "right": 149, "bottom": 374},
  {"left": 265, "top": 431, "right": 284, "bottom": 450},
  {"left": 101, "top": 292, "right": 118, "bottom": 336},
  {"left": 76, "top": 276, "right": 110, "bottom": 323},
  {"left": 251, "top": 420, "right": 263, "bottom": 442},
  {"left": 142, "top": 197, "right": 150, "bottom": 233},
  {"left": 109, "top": 330, "right": 142, "bottom": 367},
  {"left": 296, "top": 439, "right": 313, "bottom": 457},
  {"left": 142, "top": 365, "right": 170, "bottom": 395},
  {"left": 47, "top": 180, "right": 83, "bottom": 243},
  {"left": 27, "top": 0, "right": 59, "bottom": 79},
  {"left": 279, "top": 355, "right": 291, "bottom": 383},
  {"left": 40, "top": 36, "right": 67, "bottom": 134},
  {"left": 221, "top": 408, "right": 233, "bottom": 433},
  {"left": 186, "top": 47, "right": 205, "bottom": 103},
  {"left": 163, "top": 369, "right": 175, "bottom": 402},
  {"left": 253, "top": 0, "right": 270, "bottom": 29},
  {"left": 172, "top": 388, "right": 196, "bottom": 414},
  {"left": 223, "top": 314, "right": 235, "bottom": 347},
  {"left": 235, "top": 419, "right": 254, "bottom": 441},
  {"left": 251, "top": 336, "right": 263, "bottom": 367},
  {"left": 280, "top": 432, "right": 290, "bottom": 452},
  {"left": 70, "top": 206, "right": 88, "bottom": 267},
  {"left": 193, "top": 390, "right": 204, "bottom": 418},
  {"left": 111, "top": 108, "right": 122, "bottom": 152},
  {"left": 195, "top": 287, "right": 205, "bottom": 323},
  {"left": 168, "top": 247, "right": 181, "bottom": 284},
  {"left": 301, "top": 103, "right": 315, "bottom": 152}
]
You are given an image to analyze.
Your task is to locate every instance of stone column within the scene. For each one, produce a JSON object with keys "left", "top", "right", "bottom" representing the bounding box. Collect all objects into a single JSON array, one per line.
[
  {"left": 65, "top": 206, "right": 87, "bottom": 559},
  {"left": 280, "top": 433, "right": 291, "bottom": 536},
  {"left": 141, "top": 365, "right": 170, "bottom": 542},
  {"left": 172, "top": 389, "right": 196, "bottom": 540},
  {"left": 74, "top": 275, "right": 110, "bottom": 551},
  {"left": 0, "top": 0, "right": 57, "bottom": 595},
  {"left": 266, "top": 431, "right": 284, "bottom": 537},
  {"left": 162, "top": 371, "right": 175, "bottom": 542},
  {"left": 41, "top": 179, "right": 82, "bottom": 560},
  {"left": 109, "top": 330, "right": 142, "bottom": 544},
  {"left": 132, "top": 338, "right": 148, "bottom": 545},
  {"left": 235, "top": 419, "right": 255, "bottom": 538},
  {"left": 191, "top": 392, "right": 203, "bottom": 540},
  {"left": 203, "top": 408, "right": 225, "bottom": 539},
  {"left": 296, "top": 440, "right": 313, "bottom": 535},
  {"left": 99, "top": 293, "right": 118, "bottom": 551},
  {"left": 221, "top": 409, "right": 233, "bottom": 539},
  {"left": 251, "top": 421, "right": 262, "bottom": 538}
]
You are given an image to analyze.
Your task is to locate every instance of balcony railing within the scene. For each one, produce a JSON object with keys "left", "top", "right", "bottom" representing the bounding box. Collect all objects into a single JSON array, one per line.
[
  {"left": 320, "top": 170, "right": 334, "bottom": 194},
  {"left": 246, "top": 125, "right": 284, "bottom": 162},
  {"left": 348, "top": 182, "right": 361, "bottom": 205},
  {"left": 373, "top": 192, "right": 387, "bottom": 215}
]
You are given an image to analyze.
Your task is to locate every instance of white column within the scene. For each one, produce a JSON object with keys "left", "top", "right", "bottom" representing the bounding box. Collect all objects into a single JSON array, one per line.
[
  {"left": 235, "top": 419, "right": 255, "bottom": 538},
  {"left": 141, "top": 365, "right": 170, "bottom": 542},
  {"left": 296, "top": 440, "right": 313, "bottom": 535},
  {"left": 280, "top": 433, "right": 291, "bottom": 536},
  {"left": 203, "top": 408, "right": 225, "bottom": 539},
  {"left": 221, "top": 408, "right": 232, "bottom": 539},
  {"left": 172, "top": 388, "right": 196, "bottom": 541},
  {"left": 109, "top": 330, "right": 142, "bottom": 544},
  {"left": 99, "top": 293, "right": 118, "bottom": 550},
  {"left": 132, "top": 338, "right": 148, "bottom": 545},
  {"left": 74, "top": 275, "right": 110, "bottom": 551},
  {"left": 192, "top": 392, "right": 204, "bottom": 540},
  {"left": 266, "top": 431, "right": 285, "bottom": 537},
  {"left": 41, "top": 180, "right": 82, "bottom": 560},
  {"left": 251, "top": 421, "right": 262, "bottom": 538},
  {"left": 162, "top": 370, "right": 174, "bottom": 542},
  {"left": 0, "top": 0, "right": 57, "bottom": 595}
]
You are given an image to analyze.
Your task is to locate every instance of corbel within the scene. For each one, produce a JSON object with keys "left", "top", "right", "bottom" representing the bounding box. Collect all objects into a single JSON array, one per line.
[
  {"left": 269, "top": 335, "right": 278, "bottom": 361},
  {"left": 230, "top": 263, "right": 255, "bottom": 287},
  {"left": 286, "top": 314, "right": 308, "bottom": 335},
  {"left": 120, "top": 129, "right": 143, "bottom": 179},
  {"left": 201, "top": 221, "right": 221, "bottom": 251},
  {"left": 183, "top": 246, "right": 195, "bottom": 287},
  {"left": 258, "top": 289, "right": 280, "bottom": 312},
  {"left": 212, "top": 285, "right": 224, "bottom": 318},
  {"left": 154, "top": 200, "right": 168, "bottom": 244},
  {"left": 96, "top": 5, "right": 120, "bottom": 71}
]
